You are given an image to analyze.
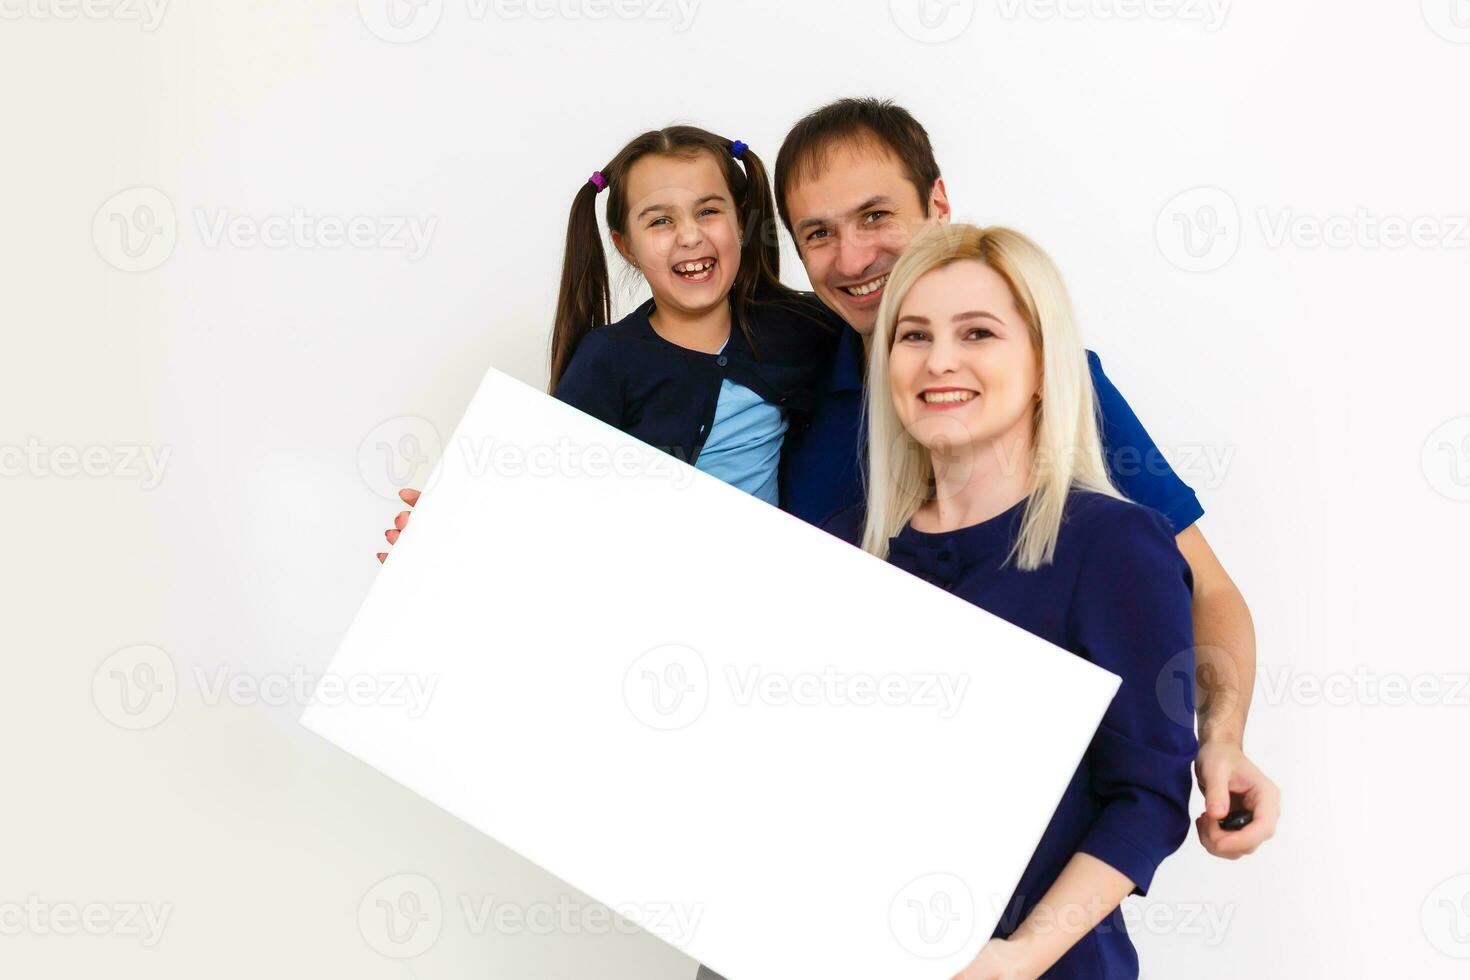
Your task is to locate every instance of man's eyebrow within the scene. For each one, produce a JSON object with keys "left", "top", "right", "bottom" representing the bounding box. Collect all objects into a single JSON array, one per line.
[
  {"left": 794, "top": 195, "right": 897, "bottom": 233},
  {"left": 636, "top": 193, "right": 728, "bottom": 220}
]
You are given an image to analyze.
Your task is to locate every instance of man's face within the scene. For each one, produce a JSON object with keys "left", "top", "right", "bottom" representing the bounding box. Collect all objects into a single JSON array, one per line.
[{"left": 784, "top": 139, "right": 950, "bottom": 336}]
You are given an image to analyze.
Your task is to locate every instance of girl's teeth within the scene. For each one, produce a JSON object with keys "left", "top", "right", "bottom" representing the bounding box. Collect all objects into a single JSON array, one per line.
[
  {"left": 677, "top": 260, "right": 714, "bottom": 273},
  {"left": 922, "top": 391, "right": 976, "bottom": 404}
]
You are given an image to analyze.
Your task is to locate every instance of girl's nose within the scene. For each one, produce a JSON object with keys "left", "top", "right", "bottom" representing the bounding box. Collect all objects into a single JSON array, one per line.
[{"left": 676, "top": 220, "right": 703, "bottom": 248}]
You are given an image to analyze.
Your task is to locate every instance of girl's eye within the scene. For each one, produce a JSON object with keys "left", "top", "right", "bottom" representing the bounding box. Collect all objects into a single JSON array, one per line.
[
  {"left": 649, "top": 217, "right": 671, "bottom": 227},
  {"left": 698, "top": 207, "right": 719, "bottom": 217}
]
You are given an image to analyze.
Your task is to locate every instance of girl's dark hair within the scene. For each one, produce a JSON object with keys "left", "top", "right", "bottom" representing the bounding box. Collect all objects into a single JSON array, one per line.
[{"left": 550, "top": 126, "right": 794, "bottom": 391}]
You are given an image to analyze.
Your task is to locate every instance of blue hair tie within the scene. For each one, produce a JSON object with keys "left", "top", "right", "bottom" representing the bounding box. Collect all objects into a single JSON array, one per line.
[{"left": 730, "top": 140, "right": 748, "bottom": 160}]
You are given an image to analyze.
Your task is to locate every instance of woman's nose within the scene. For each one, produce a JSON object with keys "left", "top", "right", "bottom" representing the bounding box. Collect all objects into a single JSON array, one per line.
[{"left": 925, "top": 338, "right": 959, "bottom": 374}]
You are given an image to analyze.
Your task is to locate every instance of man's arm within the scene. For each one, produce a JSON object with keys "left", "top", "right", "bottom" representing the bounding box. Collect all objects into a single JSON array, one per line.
[{"left": 1175, "top": 525, "right": 1281, "bottom": 858}]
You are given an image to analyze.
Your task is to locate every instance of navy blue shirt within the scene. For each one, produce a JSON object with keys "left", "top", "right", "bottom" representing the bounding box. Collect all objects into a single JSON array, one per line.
[
  {"left": 552, "top": 292, "right": 840, "bottom": 467},
  {"left": 780, "top": 327, "right": 1205, "bottom": 534},
  {"left": 823, "top": 491, "right": 1196, "bottom": 979}
]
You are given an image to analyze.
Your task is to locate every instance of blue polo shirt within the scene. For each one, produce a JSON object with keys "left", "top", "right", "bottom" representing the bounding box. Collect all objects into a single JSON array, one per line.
[{"left": 779, "top": 326, "right": 1205, "bottom": 534}]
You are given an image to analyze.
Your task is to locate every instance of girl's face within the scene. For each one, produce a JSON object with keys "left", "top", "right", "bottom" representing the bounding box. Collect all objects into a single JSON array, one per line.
[
  {"left": 612, "top": 151, "right": 742, "bottom": 318},
  {"left": 887, "top": 259, "right": 1040, "bottom": 458}
]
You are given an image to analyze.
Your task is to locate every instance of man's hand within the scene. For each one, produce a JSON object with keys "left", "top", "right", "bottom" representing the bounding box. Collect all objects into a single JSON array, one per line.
[
  {"left": 375, "top": 487, "right": 420, "bottom": 563},
  {"left": 1195, "top": 739, "right": 1281, "bottom": 858}
]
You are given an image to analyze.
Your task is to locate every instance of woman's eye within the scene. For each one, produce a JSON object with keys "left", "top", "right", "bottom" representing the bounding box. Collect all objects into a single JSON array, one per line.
[
  {"left": 899, "top": 330, "right": 927, "bottom": 342},
  {"left": 967, "top": 327, "right": 994, "bottom": 340}
]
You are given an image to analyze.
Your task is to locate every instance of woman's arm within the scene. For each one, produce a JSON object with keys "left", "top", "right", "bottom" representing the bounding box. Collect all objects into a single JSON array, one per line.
[{"left": 954, "top": 854, "right": 1133, "bottom": 980}]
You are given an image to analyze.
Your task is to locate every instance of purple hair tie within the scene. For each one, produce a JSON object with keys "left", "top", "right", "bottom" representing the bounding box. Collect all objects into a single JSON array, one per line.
[
  {"left": 730, "top": 140, "right": 748, "bottom": 160},
  {"left": 588, "top": 171, "right": 608, "bottom": 193}
]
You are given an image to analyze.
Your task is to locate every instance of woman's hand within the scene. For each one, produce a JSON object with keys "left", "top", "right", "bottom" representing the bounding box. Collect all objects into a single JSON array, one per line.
[
  {"left": 951, "top": 938, "right": 1040, "bottom": 980},
  {"left": 375, "top": 487, "right": 420, "bottom": 563}
]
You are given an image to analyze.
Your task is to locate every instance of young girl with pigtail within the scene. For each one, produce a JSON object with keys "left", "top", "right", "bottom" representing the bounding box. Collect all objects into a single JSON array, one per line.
[{"left": 549, "top": 125, "right": 841, "bottom": 504}]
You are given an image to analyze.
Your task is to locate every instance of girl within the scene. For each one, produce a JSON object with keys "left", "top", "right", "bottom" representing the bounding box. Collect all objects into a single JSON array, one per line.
[
  {"left": 549, "top": 125, "right": 840, "bottom": 504},
  {"left": 823, "top": 225, "right": 1197, "bottom": 979}
]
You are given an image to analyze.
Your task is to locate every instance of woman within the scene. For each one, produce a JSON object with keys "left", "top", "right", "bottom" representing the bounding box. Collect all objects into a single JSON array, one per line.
[{"left": 821, "top": 224, "right": 1198, "bottom": 979}]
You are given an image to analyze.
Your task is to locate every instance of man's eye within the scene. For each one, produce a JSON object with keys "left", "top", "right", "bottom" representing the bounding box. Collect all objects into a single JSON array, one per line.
[
  {"left": 864, "top": 210, "right": 890, "bottom": 224},
  {"left": 805, "top": 228, "right": 829, "bottom": 242}
]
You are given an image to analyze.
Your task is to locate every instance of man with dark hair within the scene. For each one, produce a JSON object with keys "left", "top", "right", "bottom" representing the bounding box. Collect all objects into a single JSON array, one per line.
[{"left": 774, "top": 97, "right": 1278, "bottom": 860}]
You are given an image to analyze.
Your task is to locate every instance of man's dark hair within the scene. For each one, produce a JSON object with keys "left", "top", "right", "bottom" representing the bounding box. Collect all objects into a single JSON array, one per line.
[{"left": 774, "top": 97, "right": 942, "bottom": 239}]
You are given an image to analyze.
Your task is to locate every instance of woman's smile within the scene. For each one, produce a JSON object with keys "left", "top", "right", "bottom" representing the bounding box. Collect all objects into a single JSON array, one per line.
[{"left": 918, "top": 386, "right": 979, "bottom": 410}]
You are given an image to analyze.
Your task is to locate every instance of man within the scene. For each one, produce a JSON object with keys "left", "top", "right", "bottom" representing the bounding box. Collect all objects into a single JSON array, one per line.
[{"left": 772, "top": 97, "right": 1279, "bottom": 862}]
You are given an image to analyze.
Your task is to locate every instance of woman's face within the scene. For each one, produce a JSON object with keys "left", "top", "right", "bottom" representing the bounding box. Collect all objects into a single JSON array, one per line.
[
  {"left": 887, "top": 259, "right": 1040, "bottom": 459},
  {"left": 612, "top": 151, "right": 742, "bottom": 318}
]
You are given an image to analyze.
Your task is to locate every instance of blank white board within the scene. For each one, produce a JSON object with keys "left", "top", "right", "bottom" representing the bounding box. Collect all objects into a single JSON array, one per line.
[{"left": 303, "top": 366, "right": 1120, "bottom": 979}]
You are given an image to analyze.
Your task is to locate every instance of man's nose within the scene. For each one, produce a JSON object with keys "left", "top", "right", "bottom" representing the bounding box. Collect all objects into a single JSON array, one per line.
[{"left": 833, "top": 236, "right": 878, "bottom": 280}]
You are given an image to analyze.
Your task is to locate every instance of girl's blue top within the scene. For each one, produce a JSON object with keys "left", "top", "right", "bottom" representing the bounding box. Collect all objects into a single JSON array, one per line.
[
  {"left": 552, "top": 290, "right": 840, "bottom": 487},
  {"left": 691, "top": 337, "right": 789, "bottom": 504},
  {"left": 822, "top": 490, "right": 1198, "bottom": 980}
]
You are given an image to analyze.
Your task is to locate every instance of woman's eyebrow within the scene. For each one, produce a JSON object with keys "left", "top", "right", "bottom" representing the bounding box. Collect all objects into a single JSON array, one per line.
[
  {"left": 636, "top": 193, "right": 728, "bottom": 220},
  {"left": 953, "top": 310, "right": 1004, "bottom": 324}
]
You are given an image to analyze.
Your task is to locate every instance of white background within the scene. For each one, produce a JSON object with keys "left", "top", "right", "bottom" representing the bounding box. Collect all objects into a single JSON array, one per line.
[{"left": 3, "top": 0, "right": 1469, "bottom": 977}]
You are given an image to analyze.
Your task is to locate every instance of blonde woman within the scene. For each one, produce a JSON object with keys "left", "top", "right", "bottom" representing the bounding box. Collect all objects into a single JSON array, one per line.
[{"left": 822, "top": 225, "right": 1197, "bottom": 979}]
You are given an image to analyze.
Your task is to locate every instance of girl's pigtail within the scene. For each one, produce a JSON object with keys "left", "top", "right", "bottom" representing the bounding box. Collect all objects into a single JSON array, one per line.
[{"left": 549, "top": 175, "right": 612, "bottom": 392}]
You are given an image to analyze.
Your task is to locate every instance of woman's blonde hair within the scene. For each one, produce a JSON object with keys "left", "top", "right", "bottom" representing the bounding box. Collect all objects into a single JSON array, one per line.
[{"left": 861, "top": 224, "right": 1120, "bottom": 569}]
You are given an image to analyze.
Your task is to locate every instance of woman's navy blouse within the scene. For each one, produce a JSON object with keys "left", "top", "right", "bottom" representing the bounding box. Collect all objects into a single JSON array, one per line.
[{"left": 823, "top": 490, "right": 1198, "bottom": 979}]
